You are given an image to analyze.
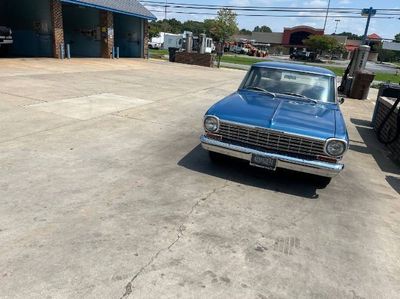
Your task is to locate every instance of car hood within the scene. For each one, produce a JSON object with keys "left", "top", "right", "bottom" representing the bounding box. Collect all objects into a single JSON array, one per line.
[{"left": 207, "top": 90, "right": 338, "bottom": 140}]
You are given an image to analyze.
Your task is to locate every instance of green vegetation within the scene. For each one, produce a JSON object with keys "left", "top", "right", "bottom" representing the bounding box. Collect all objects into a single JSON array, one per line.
[
  {"left": 332, "top": 32, "right": 363, "bottom": 40},
  {"left": 149, "top": 49, "right": 400, "bottom": 83},
  {"left": 149, "top": 8, "right": 238, "bottom": 41},
  {"left": 322, "top": 66, "right": 345, "bottom": 76},
  {"left": 210, "top": 8, "right": 238, "bottom": 42},
  {"left": 322, "top": 66, "right": 399, "bottom": 83},
  {"left": 372, "top": 72, "right": 400, "bottom": 83},
  {"left": 303, "top": 35, "right": 345, "bottom": 57},
  {"left": 253, "top": 25, "right": 272, "bottom": 33},
  {"left": 220, "top": 55, "right": 399, "bottom": 83},
  {"left": 221, "top": 55, "right": 266, "bottom": 65},
  {"left": 149, "top": 49, "right": 168, "bottom": 59}
]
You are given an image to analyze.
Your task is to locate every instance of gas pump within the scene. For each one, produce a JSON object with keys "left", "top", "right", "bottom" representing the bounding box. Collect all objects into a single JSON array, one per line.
[{"left": 338, "top": 45, "right": 371, "bottom": 96}]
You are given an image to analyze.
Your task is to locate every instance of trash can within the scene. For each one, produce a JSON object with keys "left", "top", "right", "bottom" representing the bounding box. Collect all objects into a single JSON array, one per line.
[
  {"left": 168, "top": 47, "right": 178, "bottom": 62},
  {"left": 349, "top": 70, "right": 375, "bottom": 100},
  {"left": 372, "top": 83, "right": 400, "bottom": 126}
]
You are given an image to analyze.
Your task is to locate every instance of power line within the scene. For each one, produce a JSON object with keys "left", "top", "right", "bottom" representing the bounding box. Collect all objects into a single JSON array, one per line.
[
  {"left": 147, "top": 9, "right": 398, "bottom": 19},
  {"left": 142, "top": 2, "right": 400, "bottom": 17},
  {"left": 140, "top": 0, "right": 400, "bottom": 12}
]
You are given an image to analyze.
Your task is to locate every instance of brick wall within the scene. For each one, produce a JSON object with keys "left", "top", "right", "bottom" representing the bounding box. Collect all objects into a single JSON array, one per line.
[
  {"left": 373, "top": 96, "right": 400, "bottom": 162},
  {"left": 143, "top": 19, "right": 149, "bottom": 58},
  {"left": 100, "top": 11, "right": 114, "bottom": 59},
  {"left": 175, "top": 52, "right": 215, "bottom": 68},
  {"left": 51, "top": 0, "right": 64, "bottom": 59}
]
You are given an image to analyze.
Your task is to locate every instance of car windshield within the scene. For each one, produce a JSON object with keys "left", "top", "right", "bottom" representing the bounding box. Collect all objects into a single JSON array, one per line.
[{"left": 241, "top": 67, "right": 336, "bottom": 103}]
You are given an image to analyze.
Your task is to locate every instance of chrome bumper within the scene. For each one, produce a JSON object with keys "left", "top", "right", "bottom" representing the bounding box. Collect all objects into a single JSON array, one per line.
[
  {"left": 0, "top": 39, "right": 13, "bottom": 44},
  {"left": 201, "top": 135, "right": 343, "bottom": 178}
]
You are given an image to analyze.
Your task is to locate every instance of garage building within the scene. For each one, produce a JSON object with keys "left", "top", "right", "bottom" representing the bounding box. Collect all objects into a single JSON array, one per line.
[{"left": 0, "top": 0, "right": 156, "bottom": 58}]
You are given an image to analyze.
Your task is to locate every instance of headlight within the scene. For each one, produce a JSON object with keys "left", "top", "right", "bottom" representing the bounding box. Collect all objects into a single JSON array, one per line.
[
  {"left": 204, "top": 116, "right": 219, "bottom": 132},
  {"left": 325, "top": 139, "right": 347, "bottom": 157}
]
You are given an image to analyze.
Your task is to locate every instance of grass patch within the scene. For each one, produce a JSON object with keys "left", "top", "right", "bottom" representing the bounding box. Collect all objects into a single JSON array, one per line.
[
  {"left": 323, "top": 66, "right": 399, "bottom": 83},
  {"left": 221, "top": 56, "right": 400, "bottom": 83},
  {"left": 221, "top": 55, "right": 267, "bottom": 65},
  {"left": 322, "top": 66, "right": 345, "bottom": 76},
  {"left": 149, "top": 49, "right": 168, "bottom": 59},
  {"left": 374, "top": 72, "right": 400, "bottom": 83}
]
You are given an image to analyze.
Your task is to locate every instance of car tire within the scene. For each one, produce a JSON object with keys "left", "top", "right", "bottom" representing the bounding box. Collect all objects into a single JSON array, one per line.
[{"left": 315, "top": 176, "right": 332, "bottom": 188}]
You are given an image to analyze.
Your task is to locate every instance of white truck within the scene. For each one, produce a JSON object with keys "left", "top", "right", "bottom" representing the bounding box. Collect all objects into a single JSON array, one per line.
[
  {"left": 162, "top": 33, "right": 183, "bottom": 50},
  {"left": 149, "top": 33, "right": 165, "bottom": 49},
  {"left": 205, "top": 37, "right": 215, "bottom": 54}
]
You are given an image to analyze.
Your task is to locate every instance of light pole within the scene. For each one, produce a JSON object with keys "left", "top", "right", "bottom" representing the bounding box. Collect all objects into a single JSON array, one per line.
[
  {"left": 361, "top": 7, "right": 377, "bottom": 44},
  {"left": 323, "top": 0, "right": 331, "bottom": 31},
  {"left": 334, "top": 19, "right": 340, "bottom": 34}
]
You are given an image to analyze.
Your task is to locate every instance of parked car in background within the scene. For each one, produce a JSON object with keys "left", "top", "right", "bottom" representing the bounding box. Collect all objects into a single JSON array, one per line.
[
  {"left": 149, "top": 41, "right": 162, "bottom": 50},
  {"left": 290, "top": 50, "right": 316, "bottom": 61},
  {"left": 200, "top": 62, "right": 349, "bottom": 186},
  {"left": 230, "top": 42, "right": 249, "bottom": 55}
]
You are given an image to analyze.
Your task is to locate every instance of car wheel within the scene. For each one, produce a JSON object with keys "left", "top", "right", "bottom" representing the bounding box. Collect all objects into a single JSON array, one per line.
[{"left": 315, "top": 176, "right": 332, "bottom": 188}]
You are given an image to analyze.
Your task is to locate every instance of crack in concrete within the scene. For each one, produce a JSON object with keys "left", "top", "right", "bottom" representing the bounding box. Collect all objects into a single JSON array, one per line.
[
  {"left": 1, "top": 91, "right": 45, "bottom": 103},
  {"left": 119, "top": 181, "right": 229, "bottom": 299}
]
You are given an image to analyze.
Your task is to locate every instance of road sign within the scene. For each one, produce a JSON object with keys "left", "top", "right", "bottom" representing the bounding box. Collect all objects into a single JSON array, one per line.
[{"left": 362, "top": 8, "right": 377, "bottom": 17}]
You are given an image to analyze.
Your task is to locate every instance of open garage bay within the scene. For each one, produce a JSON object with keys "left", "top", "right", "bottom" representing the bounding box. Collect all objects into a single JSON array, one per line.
[{"left": 0, "top": 58, "right": 399, "bottom": 298}]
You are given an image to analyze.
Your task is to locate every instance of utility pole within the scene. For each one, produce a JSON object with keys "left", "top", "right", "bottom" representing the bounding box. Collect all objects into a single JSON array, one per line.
[
  {"left": 362, "top": 7, "right": 377, "bottom": 44},
  {"left": 163, "top": 0, "right": 168, "bottom": 32},
  {"left": 323, "top": 0, "right": 331, "bottom": 31},
  {"left": 334, "top": 19, "right": 340, "bottom": 34},
  {"left": 164, "top": 0, "right": 168, "bottom": 20}
]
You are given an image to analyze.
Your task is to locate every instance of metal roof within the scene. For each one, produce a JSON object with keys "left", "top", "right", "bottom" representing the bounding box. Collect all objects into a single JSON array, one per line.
[
  {"left": 61, "top": 0, "right": 156, "bottom": 20},
  {"left": 253, "top": 62, "right": 336, "bottom": 77}
]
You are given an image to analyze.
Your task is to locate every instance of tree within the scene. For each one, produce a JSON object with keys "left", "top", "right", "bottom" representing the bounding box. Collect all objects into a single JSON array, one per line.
[
  {"left": 332, "top": 32, "right": 362, "bottom": 40},
  {"left": 167, "top": 18, "right": 183, "bottom": 34},
  {"left": 303, "top": 35, "right": 339, "bottom": 54},
  {"left": 149, "top": 21, "right": 161, "bottom": 39},
  {"left": 210, "top": 8, "right": 238, "bottom": 42},
  {"left": 203, "top": 19, "right": 215, "bottom": 37},
  {"left": 239, "top": 28, "right": 252, "bottom": 35},
  {"left": 395, "top": 33, "right": 400, "bottom": 42},
  {"left": 182, "top": 20, "right": 205, "bottom": 35},
  {"left": 148, "top": 19, "right": 183, "bottom": 38},
  {"left": 254, "top": 25, "right": 272, "bottom": 33}
]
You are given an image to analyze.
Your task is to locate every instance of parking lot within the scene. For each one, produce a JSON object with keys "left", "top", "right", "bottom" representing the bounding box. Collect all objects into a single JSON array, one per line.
[{"left": 0, "top": 58, "right": 399, "bottom": 298}]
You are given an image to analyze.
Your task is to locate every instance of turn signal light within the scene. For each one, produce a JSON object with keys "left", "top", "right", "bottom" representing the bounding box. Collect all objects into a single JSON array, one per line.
[
  {"left": 317, "top": 155, "right": 338, "bottom": 163},
  {"left": 206, "top": 132, "right": 222, "bottom": 141}
]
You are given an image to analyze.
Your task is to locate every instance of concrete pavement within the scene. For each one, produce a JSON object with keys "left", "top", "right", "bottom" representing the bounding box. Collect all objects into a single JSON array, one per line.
[{"left": 0, "top": 58, "right": 399, "bottom": 299}]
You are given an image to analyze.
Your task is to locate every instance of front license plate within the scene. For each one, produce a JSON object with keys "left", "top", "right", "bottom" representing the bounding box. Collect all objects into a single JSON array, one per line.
[{"left": 250, "top": 155, "right": 277, "bottom": 170}]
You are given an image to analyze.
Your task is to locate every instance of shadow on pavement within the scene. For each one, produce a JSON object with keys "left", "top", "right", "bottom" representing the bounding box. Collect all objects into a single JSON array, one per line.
[
  {"left": 178, "top": 145, "right": 326, "bottom": 199},
  {"left": 386, "top": 176, "right": 400, "bottom": 195},
  {"left": 350, "top": 118, "right": 400, "bottom": 176}
]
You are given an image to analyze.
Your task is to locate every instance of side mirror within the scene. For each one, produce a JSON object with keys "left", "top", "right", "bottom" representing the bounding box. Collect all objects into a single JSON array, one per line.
[{"left": 339, "top": 97, "right": 345, "bottom": 105}]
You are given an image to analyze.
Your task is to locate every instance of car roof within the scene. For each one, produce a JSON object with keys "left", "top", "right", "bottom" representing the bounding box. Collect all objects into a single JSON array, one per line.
[{"left": 253, "top": 61, "right": 336, "bottom": 77}]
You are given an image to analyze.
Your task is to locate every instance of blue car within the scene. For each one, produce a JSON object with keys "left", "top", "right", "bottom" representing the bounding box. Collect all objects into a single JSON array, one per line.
[{"left": 201, "top": 62, "right": 349, "bottom": 185}]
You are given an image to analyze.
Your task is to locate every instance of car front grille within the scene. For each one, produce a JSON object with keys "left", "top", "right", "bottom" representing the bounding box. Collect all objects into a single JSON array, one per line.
[{"left": 218, "top": 121, "right": 327, "bottom": 158}]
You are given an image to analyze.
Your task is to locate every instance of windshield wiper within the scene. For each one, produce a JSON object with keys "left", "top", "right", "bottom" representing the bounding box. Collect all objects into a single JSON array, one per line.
[
  {"left": 279, "top": 92, "right": 318, "bottom": 104},
  {"left": 244, "top": 86, "right": 276, "bottom": 98}
]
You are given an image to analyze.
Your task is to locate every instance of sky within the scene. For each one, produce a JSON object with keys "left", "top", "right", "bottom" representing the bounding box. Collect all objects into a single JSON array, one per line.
[{"left": 145, "top": 0, "right": 400, "bottom": 40}]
